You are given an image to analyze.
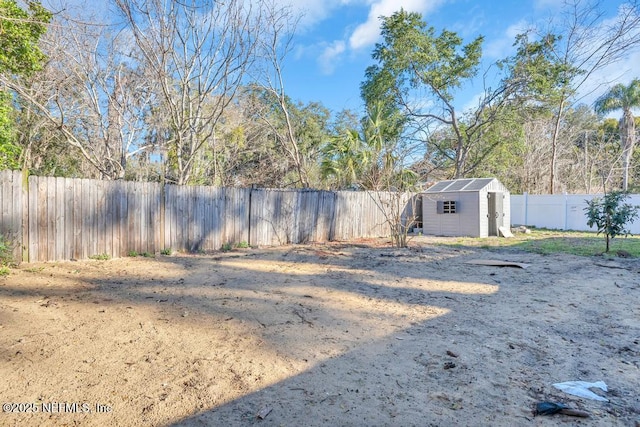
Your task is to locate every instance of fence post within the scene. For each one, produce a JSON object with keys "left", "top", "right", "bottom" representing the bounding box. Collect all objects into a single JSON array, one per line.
[{"left": 523, "top": 192, "right": 528, "bottom": 226}]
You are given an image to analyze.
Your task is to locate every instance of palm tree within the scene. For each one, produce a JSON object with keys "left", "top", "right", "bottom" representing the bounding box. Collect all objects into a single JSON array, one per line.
[
  {"left": 320, "top": 129, "right": 369, "bottom": 189},
  {"left": 594, "top": 78, "right": 640, "bottom": 191}
]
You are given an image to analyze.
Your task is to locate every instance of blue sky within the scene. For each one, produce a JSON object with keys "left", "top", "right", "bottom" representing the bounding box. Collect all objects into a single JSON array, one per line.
[
  {"left": 278, "top": 0, "right": 640, "bottom": 117},
  {"left": 42, "top": 0, "right": 639, "bottom": 118}
]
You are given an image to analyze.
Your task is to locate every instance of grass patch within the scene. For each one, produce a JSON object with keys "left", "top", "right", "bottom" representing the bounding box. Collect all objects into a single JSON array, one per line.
[
  {"left": 432, "top": 229, "right": 640, "bottom": 257},
  {"left": 160, "top": 248, "right": 172, "bottom": 256},
  {"left": 89, "top": 253, "right": 111, "bottom": 260}
]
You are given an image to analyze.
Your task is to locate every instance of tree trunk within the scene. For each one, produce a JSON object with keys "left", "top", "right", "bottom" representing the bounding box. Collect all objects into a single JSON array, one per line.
[
  {"left": 620, "top": 110, "right": 635, "bottom": 191},
  {"left": 549, "top": 99, "right": 565, "bottom": 195}
]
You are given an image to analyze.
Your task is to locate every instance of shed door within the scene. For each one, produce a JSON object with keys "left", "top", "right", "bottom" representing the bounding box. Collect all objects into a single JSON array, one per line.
[{"left": 488, "top": 192, "right": 504, "bottom": 236}]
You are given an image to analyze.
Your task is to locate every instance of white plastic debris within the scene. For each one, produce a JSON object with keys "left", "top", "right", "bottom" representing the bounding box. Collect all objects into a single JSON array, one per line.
[{"left": 552, "top": 380, "right": 609, "bottom": 402}]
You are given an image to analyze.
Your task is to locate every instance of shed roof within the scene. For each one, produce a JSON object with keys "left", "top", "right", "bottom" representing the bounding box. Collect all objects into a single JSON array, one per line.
[{"left": 424, "top": 178, "right": 497, "bottom": 193}]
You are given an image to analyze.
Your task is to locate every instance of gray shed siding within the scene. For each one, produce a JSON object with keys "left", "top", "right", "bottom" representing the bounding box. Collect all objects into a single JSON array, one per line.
[
  {"left": 422, "top": 191, "right": 480, "bottom": 236},
  {"left": 422, "top": 178, "right": 511, "bottom": 237}
]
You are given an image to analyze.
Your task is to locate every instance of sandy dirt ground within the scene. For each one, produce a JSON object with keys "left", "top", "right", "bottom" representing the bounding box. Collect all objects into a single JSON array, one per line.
[{"left": 0, "top": 237, "right": 639, "bottom": 427}]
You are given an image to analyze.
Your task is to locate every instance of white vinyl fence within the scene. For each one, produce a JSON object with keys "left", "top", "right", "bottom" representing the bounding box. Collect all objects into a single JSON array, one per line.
[{"left": 511, "top": 193, "right": 640, "bottom": 234}]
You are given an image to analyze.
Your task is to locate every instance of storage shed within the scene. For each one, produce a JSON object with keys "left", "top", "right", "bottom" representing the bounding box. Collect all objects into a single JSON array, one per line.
[{"left": 422, "top": 178, "right": 510, "bottom": 237}]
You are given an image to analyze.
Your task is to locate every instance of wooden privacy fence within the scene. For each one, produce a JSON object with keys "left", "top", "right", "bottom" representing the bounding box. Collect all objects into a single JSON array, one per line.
[{"left": 0, "top": 171, "right": 417, "bottom": 263}]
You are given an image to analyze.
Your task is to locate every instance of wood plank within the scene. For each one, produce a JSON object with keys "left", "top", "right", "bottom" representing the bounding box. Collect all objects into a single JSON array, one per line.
[
  {"left": 145, "top": 182, "right": 152, "bottom": 253},
  {"left": 200, "top": 186, "right": 208, "bottom": 250},
  {"left": 162, "top": 184, "right": 169, "bottom": 252},
  {"left": 175, "top": 185, "right": 185, "bottom": 252},
  {"left": 119, "top": 181, "right": 128, "bottom": 257},
  {"left": 45, "top": 177, "right": 56, "bottom": 260},
  {"left": 138, "top": 181, "right": 146, "bottom": 253},
  {"left": 13, "top": 171, "right": 23, "bottom": 262},
  {"left": 158, "top": 183, "right": 165, "bottom": 253},
  {"left": 136, "top": 180, "right": 144, "bottom": 253},
  {"left": 63, "top": 178, "right": 73, "bottom": 260},
  {"left": 72, "top": 179, "right": 82, "bottom": 260},
  {"left": 176, "top": 184, "right": 183, "bottom": 252},
  {"left": 156, "top": 183, "right": 163, "bottom": 253},
  {"left": 96, "top": 180, "right": 106, "bottom": 257},
  {"left": 166, "top": 185, "right": 175, "bottom": 252},
  {"left": 173, "top": 185, "right": 181, "bottom": 251},
  {"left": 0, "top": 172, "right": 11, "bottom": 257},
  {"left": 0, "top": 171, "right": 8, "bottom": 232},
  {"left": 212, "top": 187, "right": 222, "bottom": 250},
  {"left": 250, "top": 189, "right": 262, "bottom": 246},
  {"left": 104, "top": 181, "right": 114, "bottom": 258},
  {"left": 204, "top": 187, "right": 212, "bottom": 250},
  {"left": 110, "top": 181, "right": 120, "bottom": 258},
  {"left": 464, "top": 259, "right": 530, "bottom": 269},
  {"left": 54, "top": 177, "right": 65, "bottom": 261},
  {"left": 192, "top": 186, "right": 201, "bottom": 251},
  {"left": 80, "top": 179, "right": 90, "bottom": 260},
  {"left": 18, "top": 171, "right": 27, "bottom": 264},
  {"left": 238, "top": 189, "right": 250, "bottom": 244},
  {"left": 175, "top": 184, "right": 182, "bottom": 252},
  {"left": 133, "top": 181, "right": 142, "bottom": 253},
  {"left": 151, "top": 183, "right": 160, "bottom": 254},
  {"left": 91, "top": 179, "right": 99, "bottom": 257},
  {"left": 185, "top": 186, "right": 193, "bottom": 251},
  {"left": 27, "top": 176, "right": 37, "bottom": 262},
  {"left": 0, "top": 172, "right": 15, "bottom": 261}
]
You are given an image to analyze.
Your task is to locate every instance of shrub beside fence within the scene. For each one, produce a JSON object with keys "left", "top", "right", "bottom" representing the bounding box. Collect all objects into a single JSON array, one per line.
[{"left": 0, "top": 171, "right": 416, "bottom": 263}]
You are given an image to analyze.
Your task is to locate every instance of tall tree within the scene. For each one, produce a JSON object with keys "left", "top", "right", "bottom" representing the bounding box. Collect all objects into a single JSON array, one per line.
[
  {"left": 321, "top": 101, "right": 415, "bottom": 191},
  {"left": 362, "top": 9, "right": 514, "bottom": 179},
  {"left": 5, "top": 17, "right": 157, "bottom": 179},
  {"left": 594, "top": 78, "right": 640, "bottom": 191},
  {"left": 0, "top": 0, "right": 51, "bottom": 170},
  {"left": 504, "top": 0, "right": 640, "bottom": 193},
  {"left": 249, "top": 2, "right": 316, "bottom": 187},
  {"left": 115, "top": 0, "right": 262, "bottom": 185}
]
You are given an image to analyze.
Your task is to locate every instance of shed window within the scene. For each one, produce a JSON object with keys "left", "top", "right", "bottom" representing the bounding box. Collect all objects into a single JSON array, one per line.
[{"left": 437, "top": 200, "right": 457, "bottom": 214}]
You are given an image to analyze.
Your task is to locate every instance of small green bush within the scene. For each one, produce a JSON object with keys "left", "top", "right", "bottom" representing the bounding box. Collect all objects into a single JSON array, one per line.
[
  {"left": 585, "top": 191, "right": 640, "bottom": 252},
  {"left": 0, "top": 236, "right": 14, "bottom": 267},
  {"left": 221, "top": 243, "right": 232, "bottom": 252},
  {"left": 235, "top": 241, "right": 249, "bottom": 249},
  {"left": 160, "top": 248, "right": 172, "bottom": 255},
  {"left": 89, "top": 253, "right": 110, "bottom": 260},
  {"left": 128, "top": 250, "right": 139, "bottom": 257},
  {"left": 142, "top": 252, "right": 154, "bottom": 258}
]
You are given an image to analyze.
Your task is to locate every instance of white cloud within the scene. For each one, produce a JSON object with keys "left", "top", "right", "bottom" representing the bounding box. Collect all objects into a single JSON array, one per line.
[
  {"left": 318, "top": 40, "right": 347, "bottom": 74},
  {"left": 349, "top": 0, "right": 444, "bottom": 50},
  {"left": 305, "top": 0, "right": 445, "bottom": 74},
  {"left": 484, "top": 20, "right": 531, "bottom": 60},
  {"left": 272, "top": 0, "right": 365, "bottom": 32}
]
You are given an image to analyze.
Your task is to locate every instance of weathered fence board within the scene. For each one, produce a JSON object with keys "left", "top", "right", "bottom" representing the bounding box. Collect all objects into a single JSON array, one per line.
[
  {"left": 0, "top": 172, "right": 416, "bottom": 263},
  {"left": 0, "top": 171, "right": 22, "bottom": 261}
]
